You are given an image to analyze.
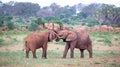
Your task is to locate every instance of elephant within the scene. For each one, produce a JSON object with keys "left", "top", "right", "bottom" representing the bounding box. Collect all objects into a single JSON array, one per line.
[
  {"left": 61, "top": 26, "right": 73, "bottom": 30},
  {"left": 25, "top": 30, "right": 59, "bottom": 59},
  {"left": 44, "top": 23, "right": 60, "bottom": 30},
  {"left": 89, "top": 26, "right": 100, "bottom": 32},
  {"left": 115, "top": 27, "right": 120, "bottom": 32},
  {"left": 58, "top": 29, "right": 93, "bottom": 58}
]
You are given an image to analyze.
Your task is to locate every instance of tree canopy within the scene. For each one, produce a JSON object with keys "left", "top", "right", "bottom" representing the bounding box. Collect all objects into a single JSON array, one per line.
[{"left": 0, "top": 1, "right": 120, "bottom": 29}]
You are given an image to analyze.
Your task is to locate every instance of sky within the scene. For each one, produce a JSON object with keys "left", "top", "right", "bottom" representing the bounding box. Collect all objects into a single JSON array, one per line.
[{"left": 1, "top": 0, "right": 120, "bottom": 7}]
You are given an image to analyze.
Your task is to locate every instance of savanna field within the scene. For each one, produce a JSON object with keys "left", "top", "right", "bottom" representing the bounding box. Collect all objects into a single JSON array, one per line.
[
  {"left": 1, "top": 1, "right": 120, "bottom": 67},
  {"left": 0, "top": 31, "right": 120, "bottom": 67}
]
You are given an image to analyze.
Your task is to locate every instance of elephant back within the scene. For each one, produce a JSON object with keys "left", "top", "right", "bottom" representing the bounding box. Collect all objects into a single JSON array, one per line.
[
  {"left": 75, "top": 26, "right": 87, "bottom": 33},
  {"left": 75, "top": 26, "right": 91, "bottom": 46}
]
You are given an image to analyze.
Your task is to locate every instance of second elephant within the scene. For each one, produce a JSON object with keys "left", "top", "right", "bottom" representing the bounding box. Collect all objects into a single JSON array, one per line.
[{"left": 58, "top": 29, "right": 93, "bottom": 58}]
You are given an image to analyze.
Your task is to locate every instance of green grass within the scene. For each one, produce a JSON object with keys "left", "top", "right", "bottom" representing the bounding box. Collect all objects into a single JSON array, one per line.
[
  {"left": 0, "top": 31, "right": 120, "bottom": 67},
  {"left": 0, "top": 31, "right": 29, "bottom": 47},
  {"left": 90, "top": 32, "right": 120, "bottom": 46},
  {"left": 0, "top": 50, "right": 120, "bottom": 67},
  {"left": 0, "top": 31, "right": 120, "bottom": 47},
  {"left": 50, "top": 40, "right": 66, "bottom": 45}
]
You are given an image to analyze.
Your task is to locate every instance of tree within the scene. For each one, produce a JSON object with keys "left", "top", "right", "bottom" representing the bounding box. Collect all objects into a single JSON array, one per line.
[
  {"left": 81, "top": 3, "right": 101, "bottom": 18},
  {"left": 7, "top": 22, "right": 15, "bottom": 30},
  {"left": 0, "top": 1, "right": 3, "bottom": 17},
  {"left": 14, "top": 2, "right": 40, "bottom": 18},
  {"left": 50, "top": 3, "right": 60, "bottom": 12},
  {"left": 95, "top": 4, "right": 120, "bottom": 27},
  {"left": 29, "top": 22, "right": 38, "bottom": 31},
  {"left": 53, "top": 20, "right": 63, "bottom": 27},
  {"left": 35, "top": 17, "right": 44, "bottom": 25},
  {"left": 0, "top": 15, "right": 14, "bottom": 30},
  {"left": 77, "top": 11, "right": 87, "bottom": 19},
  {"left": 0, "top": 2, "right": 14, "bottom": 17}
]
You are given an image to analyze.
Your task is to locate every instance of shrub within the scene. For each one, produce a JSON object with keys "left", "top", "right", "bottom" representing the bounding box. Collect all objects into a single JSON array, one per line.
[
  {"left": 35, "top": 17, "right": 44, "bottom": 25},
  {"left": 53, "top": 20, "right": 63, "bottom": 27},
  {"left": 7, "top": 22, "right": 15, "bottom": 30},
  {"left": 82, "top": 18, "right": 99, "bottom": 27},
  {"left": 29, "top": 22, "right": 38, "bottom": 31}
]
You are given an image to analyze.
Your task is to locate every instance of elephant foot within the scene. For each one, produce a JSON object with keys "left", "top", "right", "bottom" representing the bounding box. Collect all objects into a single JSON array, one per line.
[
  {"left": 33, "top": 56, "right": 37, "bottom": 59},
  {"left": 80, "top": 56, "right": 84, "bottom": 58},
  {"left": 70, "top": 55, "right": 74, "bottom": 58},
  {"left": 62, "top": 56, "right": 66, "bottom": 59},
  {"left": 42, "top": 57, "right": 47, "bottom": 59},
  {"left": 89, "top": 55, "right": 93, "bottom": 58},
  {"left": 26, "top": 56, "right": 29, "bottom": 58},
  {"left": 33, "top": 57, "right": 37, "bottom": 59},
  {"left": 89, "top": 56, "right": 93, "bottom": 58},
  {"left": 70, "top": 57, "right": 74, "bottom": 59},
  {"left": 62, "top": 57, "right": 66, "bottom": 59}
]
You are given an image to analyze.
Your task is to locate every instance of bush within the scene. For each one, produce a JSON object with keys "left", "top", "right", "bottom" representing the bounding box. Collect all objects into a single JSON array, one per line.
[
  {"left": 29, "top": 22, "right": 38, "bottom": 31},
  {"left": 83, "top": 18, "right": 99, "bottom": 27},
  {"left": 35, "top": 17, "right": 44, "bottom": 25},
  {"left": 61, "top": 18, "right": 69, "bottom": 23},
  {"left": 0, "top": 18, "right": 4, "bottom": 27},
  {"left": 53, "top": 20, "right": 63, "bottom": 27},
  {"left": 7, "top": 22, "right": 15, "bottom": 30}
]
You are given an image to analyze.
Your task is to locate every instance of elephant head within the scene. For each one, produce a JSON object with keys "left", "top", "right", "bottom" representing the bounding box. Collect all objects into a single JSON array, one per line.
[
  {"left": 58, "top": 30, "right": 77, "bottom": 41},
  {"left": 48, "top": 30, "right": 60, "bottom": 42},
  {"left": 25, "top": 30, "right": 60, "bottom": 58}
]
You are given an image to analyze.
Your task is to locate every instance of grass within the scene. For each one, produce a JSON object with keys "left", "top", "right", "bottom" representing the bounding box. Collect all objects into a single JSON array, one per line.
[
  {"left": 50, "top": 40, "right": 66, "bottom": 45},
  {"left": 90, "top": 32, "right": 120, "bottom": 46},
  {"left": 0, "top": 50, "right": 120, "bottom": 67},
  {"left": 0, "top": 31, "right": 29, "bottom": 47},
  {"left": 0, "top": 31, "right": 120, "bottom": 67},
  {"left": 0, "top": 31, "right": 120, "bottom": 47}
]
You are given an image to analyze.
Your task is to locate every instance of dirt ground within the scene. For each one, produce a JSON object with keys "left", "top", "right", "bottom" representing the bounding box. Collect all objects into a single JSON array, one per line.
[
  {"left": 0, "top": 43, "right": 120, "bottom": 52},
  {"left": 0, "top": 43, "right": 120, "bottom": 67},
  {"left": 0, "top": 43, "right": 65, "bottom": 52}
]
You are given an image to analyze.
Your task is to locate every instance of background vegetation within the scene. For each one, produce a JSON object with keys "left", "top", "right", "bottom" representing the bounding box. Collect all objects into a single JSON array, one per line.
[
  {"left": 0, "top": 1, "right": 120, "bottom": 31},
  {"left": 0, "top": 1, "right": 120, "bottom": 67}
]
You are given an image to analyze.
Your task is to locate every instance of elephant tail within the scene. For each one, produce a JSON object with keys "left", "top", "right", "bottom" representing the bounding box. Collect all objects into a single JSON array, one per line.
[{"left": 25, "top": 41, "right": 28, "bottom": 48}]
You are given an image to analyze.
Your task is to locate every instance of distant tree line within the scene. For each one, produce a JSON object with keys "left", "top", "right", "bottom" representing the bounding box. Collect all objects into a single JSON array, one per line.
[{"left": 0, "top": 1, "right": 120, "bottom": 30}]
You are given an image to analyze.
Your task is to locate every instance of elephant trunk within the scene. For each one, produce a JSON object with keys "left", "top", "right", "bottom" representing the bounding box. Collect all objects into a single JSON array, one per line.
[
  {"left": 52, "top": 23, "right": 54, "bottom": 30},
  {"left": 55, "top": 32, "right": 61, "bottom": 39},
  {"left": 55, "top": 33, "right": 61, "bottom": 42},
  {"left": 58, "top": 35, "right": 64, "bottom": 39}
]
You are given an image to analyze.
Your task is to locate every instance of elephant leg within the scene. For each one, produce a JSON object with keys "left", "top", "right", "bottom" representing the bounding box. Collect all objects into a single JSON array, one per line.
[
  {"left": 70, "top": 41, "right": 76, "bottom": 58},
  {"left": 70, "top": 44, "right": 75, "bottom": 58},
  {"left": 80, "top": 49, "right": 84, "bottom": 58},
  {"left": 70, "top": 47, "right": 74, "bottom": 58},
  {"left": 26, "top": 48, "right": 30, "bottom": 58},
  {"left": 32, "top": 50, "right": 37, "bottom": 58},
  {"left": 42, "top": 45, "right": 47, "bottom": 59},
  {"left": 87, "top": 47, "right": 93, "bottom": 58},
  {"left": 63, "top": 44, "right": 70, "bottom": 58}
]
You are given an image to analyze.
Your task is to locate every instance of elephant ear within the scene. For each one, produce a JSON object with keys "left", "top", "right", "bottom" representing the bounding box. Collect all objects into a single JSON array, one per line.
[
  {"left": 66, "top": 31, "right": 77, "bottom": 41},
  {"left": 49, "top": 31, "right": 56, "bottom": 42}
]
